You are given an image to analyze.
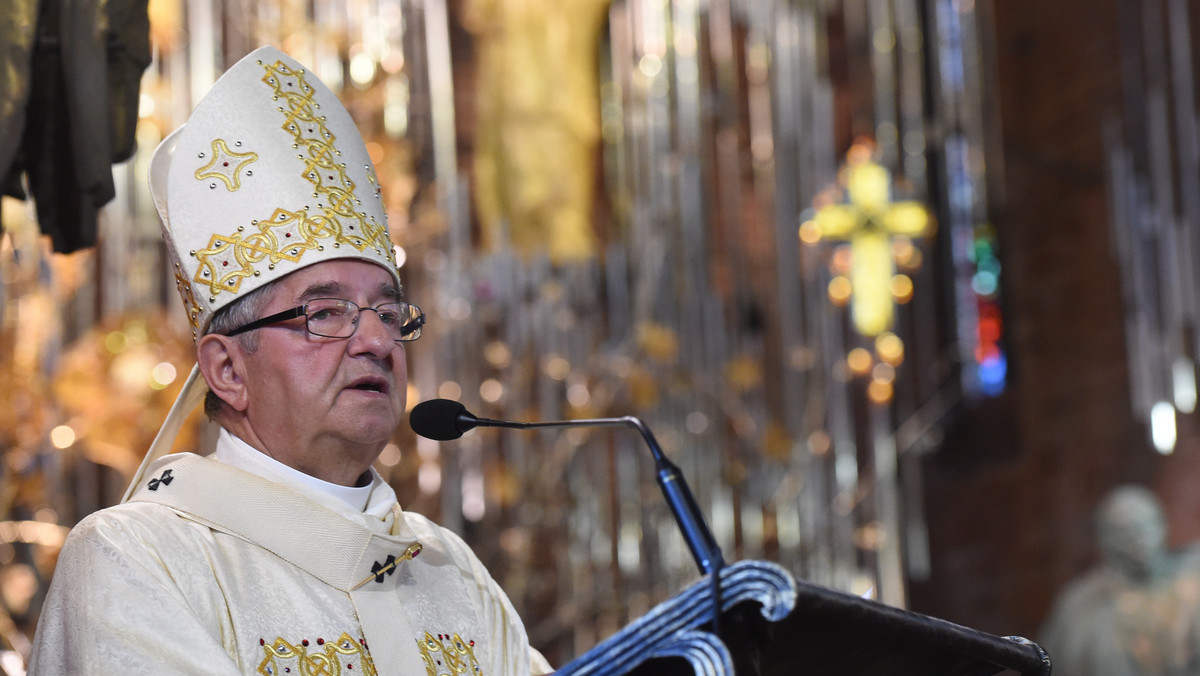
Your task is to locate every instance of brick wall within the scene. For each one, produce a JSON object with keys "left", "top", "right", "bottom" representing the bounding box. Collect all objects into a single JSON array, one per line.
[{"left": 907, "top": 0, "right": 1200, "bottom": 641}]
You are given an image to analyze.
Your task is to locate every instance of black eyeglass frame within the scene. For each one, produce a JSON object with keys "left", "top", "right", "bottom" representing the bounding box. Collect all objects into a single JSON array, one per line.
[{"left": 225, "top": 298, "right": 426, "bottom": 343}]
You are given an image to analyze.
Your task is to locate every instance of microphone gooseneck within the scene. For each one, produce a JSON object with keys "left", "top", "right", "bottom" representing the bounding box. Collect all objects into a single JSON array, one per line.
[
  {"left": 408, "top": 399, "right": 726, "bottom": 577},
  {"left": 624, "top": 417, "right": 726, "bottom": 577}
]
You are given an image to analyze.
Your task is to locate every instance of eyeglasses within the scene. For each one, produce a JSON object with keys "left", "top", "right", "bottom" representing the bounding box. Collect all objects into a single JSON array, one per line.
[{"left": 226, "top": 298, "right": 425, "bottom": 343}]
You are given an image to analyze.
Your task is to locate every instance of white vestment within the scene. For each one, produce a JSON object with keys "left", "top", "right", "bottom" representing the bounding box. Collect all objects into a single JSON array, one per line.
[{"left": 29, "top": 431, "right": 552, "bottom": 675}]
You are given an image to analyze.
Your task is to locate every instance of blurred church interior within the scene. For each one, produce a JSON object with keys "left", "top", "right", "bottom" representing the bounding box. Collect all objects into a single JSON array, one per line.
[{"left": 0, "top": 0, "right": 1197, "bottom": 670}]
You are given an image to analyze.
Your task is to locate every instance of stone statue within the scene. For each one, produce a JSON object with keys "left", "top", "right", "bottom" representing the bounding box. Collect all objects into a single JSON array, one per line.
[{"left": 1040, "top": 485, "right": 1200, "bottom": 675}]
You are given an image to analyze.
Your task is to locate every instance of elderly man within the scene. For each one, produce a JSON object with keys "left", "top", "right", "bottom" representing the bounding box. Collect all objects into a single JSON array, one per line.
[{"left": 29, "top": 47, "right": 551, "bottom": 675}]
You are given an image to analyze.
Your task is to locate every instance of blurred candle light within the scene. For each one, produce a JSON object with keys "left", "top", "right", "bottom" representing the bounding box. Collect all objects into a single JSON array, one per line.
[
  {"left": 49, "top": 425, "right": 76, "bottom": 449},
  {"left": 418, "top": 460, "right": 441, "bottom": 495},
  {"left": 867, "top": 379, "right": 894, "bottom": 404},
  {"left": 891, "top": 274, "right": 914, "bottom": 303},
  {"left": 480, "top": 378, "right": 504, "bottom": 403},
  {"left": 871, "top": 362, "right": 896, "bottom": 384},
  {"left": 1151, "top": 401, "right": 1176, "bottom": 454},
  {"left": 828, "top": 276, "right": 852, "bottom": 306},
  {"left": 1172, "top": 358, "right": 1197, "bottom": 414},
  {"left": 876, "top": 332, "right": 905, "bottom": 365},
  {"left": 798, "top": 219, "right": 821, "bottom": 245},
  {"left": 484, "top": 341, "right": 512, "bottom": 368},
  {"left": 438, "top": 381, "right": 462, "bottom": 401},
  {"left": 150, "top": 362, "right": 177, "bottom": 389},
  {"left": 378, "top": 443, "right": 402, "bottom": 467},
  {"left": 567, "top": 382, "right": 591, "bottom": 408},
  {"left": 847, "top": 348, "right": 873, "bottom": 375},
  {"left": 543, "top": 355, "right": 571, "bottom": 381},
  {"left": 349, "top": 50, "right": 376, "bottom": 85}
]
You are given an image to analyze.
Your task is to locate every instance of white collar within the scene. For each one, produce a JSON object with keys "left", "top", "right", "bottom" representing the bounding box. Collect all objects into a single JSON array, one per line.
[{"left": 211, "top": 427, "right": 383, "bottom": 513}]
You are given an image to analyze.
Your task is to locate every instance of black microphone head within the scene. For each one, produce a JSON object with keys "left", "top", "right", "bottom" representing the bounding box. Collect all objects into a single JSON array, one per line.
[{"left": 409, "top": 399, "right": 471, "bottom": 440}]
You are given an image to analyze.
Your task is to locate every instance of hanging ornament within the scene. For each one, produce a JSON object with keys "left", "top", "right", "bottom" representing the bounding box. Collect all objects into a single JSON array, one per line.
[{"left": 806, "top": 140, "right": 935, "bottom": 338}]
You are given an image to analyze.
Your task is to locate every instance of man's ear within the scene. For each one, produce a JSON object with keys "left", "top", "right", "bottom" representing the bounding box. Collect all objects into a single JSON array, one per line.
[{"left": 197, "top": 334, "right": 250, "bottom": 413}]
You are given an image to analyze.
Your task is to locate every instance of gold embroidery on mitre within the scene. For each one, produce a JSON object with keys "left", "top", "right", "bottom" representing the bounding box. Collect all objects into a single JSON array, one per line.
[
  {"left": 190, "top": 59, "right": 396, "bottom": 302},
  {"left": 417, "top": 632, "right": 482, "bottom": 676},
  {"left": 257, "top": 632, "right": 377, "bottom": 676},
  {"left": 261, "top": 59, "right": 392, "bottom": 256},
  {"left": 192, "top": 209, "right": 319, "bottom": 295},
  {"left": 173, "top": 269, "right": 204, "bottom": 330},
  {"left": 194, "top": 138, "right": 259, "bottom": 191},
  {"left": 366, "top": 166, "right": 384, "bottom": 207}
]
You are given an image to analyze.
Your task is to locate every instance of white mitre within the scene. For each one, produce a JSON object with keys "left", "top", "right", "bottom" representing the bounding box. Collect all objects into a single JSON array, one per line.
[{"left": 124, "top": 46, "right": 401, "bottom": 500}]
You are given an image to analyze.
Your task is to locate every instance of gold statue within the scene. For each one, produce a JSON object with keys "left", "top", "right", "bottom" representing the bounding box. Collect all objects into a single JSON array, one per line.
[{"left": 464, "top": 0, "right": 611, "bottom": 262}]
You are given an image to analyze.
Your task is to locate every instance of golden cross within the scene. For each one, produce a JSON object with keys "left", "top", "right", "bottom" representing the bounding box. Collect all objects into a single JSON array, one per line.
[{"left": 810, "top": 147, "right": 931, "bottom": 336}]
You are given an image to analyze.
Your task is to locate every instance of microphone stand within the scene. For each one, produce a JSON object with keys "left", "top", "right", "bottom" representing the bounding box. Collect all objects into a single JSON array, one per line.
[{"left": 455, "top": 409, "right": 727, "bottom": 633}]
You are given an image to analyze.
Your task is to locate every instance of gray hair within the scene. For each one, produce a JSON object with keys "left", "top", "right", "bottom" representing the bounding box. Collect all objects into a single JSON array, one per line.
[{"left": 201, "top": 282, "right": 276, "bottom": 420}]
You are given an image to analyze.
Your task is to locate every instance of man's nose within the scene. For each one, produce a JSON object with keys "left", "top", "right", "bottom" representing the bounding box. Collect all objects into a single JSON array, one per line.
[{"left": 349, "top": 309, "right": 396, "bottom": 356}]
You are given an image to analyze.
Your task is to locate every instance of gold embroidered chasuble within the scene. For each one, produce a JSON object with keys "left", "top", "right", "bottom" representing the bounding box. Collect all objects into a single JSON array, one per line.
[{"left": 29, "top": 450, "right": 551, "bottom": 675}]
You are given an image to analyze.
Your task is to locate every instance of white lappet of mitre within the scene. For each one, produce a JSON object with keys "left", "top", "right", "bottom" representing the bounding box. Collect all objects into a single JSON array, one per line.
[{"left": 125, "top": 46, "right": 402, "bottom": 501}]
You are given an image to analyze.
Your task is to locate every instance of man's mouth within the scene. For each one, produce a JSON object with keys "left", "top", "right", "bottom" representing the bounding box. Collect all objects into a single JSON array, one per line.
[{"left": 346, "top": 376, "right": 390, "bottom": 394}]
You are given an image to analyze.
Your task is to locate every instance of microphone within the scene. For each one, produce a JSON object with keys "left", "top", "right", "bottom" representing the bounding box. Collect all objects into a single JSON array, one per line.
[
  {"left": 408, "top": 398, "right": 479, "bottom": 440},
  {"left": 409, "top": 399, "right": 726, "bottom": 577}
]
